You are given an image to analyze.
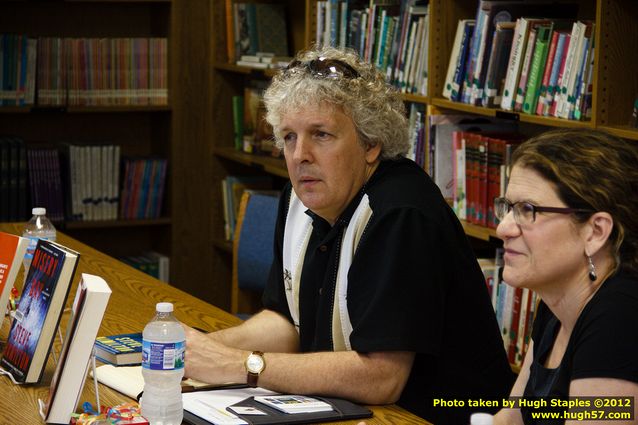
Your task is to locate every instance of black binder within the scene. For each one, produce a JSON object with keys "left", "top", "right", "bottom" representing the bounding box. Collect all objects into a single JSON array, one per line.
[{"left": 183, "top": 395, "right": 373, "bottom": 425}]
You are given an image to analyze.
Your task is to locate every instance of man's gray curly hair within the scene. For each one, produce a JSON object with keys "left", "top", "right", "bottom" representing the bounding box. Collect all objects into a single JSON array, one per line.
[{"left": 263, "top": 46, "right": 410, "bottom": 160}]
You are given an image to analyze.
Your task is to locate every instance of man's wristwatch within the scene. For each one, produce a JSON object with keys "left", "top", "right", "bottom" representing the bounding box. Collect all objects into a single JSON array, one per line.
[{"left": 245, "top": 351, "right": 266, "bottom": 387}]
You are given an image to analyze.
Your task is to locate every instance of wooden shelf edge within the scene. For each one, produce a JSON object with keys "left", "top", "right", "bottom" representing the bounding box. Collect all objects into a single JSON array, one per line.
[
  {"left": 64, "top": 217, "right": 171, "bottom": 229},
  {"left": 460, "top": 220, "right": 498, "bottom": 241},
  {"left": 599, "top": 125, "right": 638, "bottom": 141},
  {"left": 214, "top": 146, "right": 289, "bottom": 178},
  {"left": 213, "top": 238, "right": 233, "bottom": 254},
  {"left": 66, "top": 0, "right": 171, "bottom": 3},
  {"left": 401, "top": 93, "right": 429, "bottom": 104},
  {"left": 431, "top": 97, "right": 594, "bottom": 128},
  {"left": 214, "top": 62, "right": 279, "bottom": 77}
]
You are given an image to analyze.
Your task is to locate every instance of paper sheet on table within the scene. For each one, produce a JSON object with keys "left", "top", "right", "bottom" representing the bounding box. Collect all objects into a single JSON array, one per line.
[{"left": 183, "top": 387, "right": 278, "bottom": 425}]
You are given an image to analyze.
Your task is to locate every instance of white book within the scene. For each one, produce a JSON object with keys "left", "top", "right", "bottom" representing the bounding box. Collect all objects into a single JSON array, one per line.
[
  {"left": 41, "top": 274, "right": 112, "bottom": 425},
  {"left": 555, "top": 21, "right": 583, "bottom": 118},
  {"left": 501, "top": 18, "right": 531, "bottom": 111},
  {"left": 470, "top": 10, "right": 491, "bottom": 104},
  {"left": 400, "top": 20, "right": 419, "bottom": 92},
  {"left": 90, "top": 146, "right": 101, "bottom": 221},
  {"left": 417, "top": 9, "right": 430, "bottom": 96},
  {"left": 101, "top": 145, "right": 110, "bottom": 220},
  {"left": 443, "top": 19, "right": 473, "bottom": 100},
  {"left": 406, "top": 16, "right": 425, "bottom": 93}
]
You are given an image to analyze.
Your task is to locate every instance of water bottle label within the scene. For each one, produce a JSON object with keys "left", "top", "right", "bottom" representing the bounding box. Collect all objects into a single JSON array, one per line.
[
  {"left": 142, "top": 340, "right": 185, "bottom": 370},
  {"left": 24, "top": 236, "right": 53, "bottom": 261}
]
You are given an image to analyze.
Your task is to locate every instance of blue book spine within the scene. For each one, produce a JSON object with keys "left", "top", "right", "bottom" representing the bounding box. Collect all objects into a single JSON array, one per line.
[{"left": 452, "top": 22, "right": 475, "bottom": 102}]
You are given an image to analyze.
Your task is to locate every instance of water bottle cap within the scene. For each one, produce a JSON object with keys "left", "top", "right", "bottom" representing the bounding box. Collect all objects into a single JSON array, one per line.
[
  {"left": 32, "top": 207, "right": 46, "bottom": 215},
  {"left": 156, "top": 302, "right": 174, "bottom": 313},
  {"left": 470, "top": 413, "right": 494, "bottom": 425}
]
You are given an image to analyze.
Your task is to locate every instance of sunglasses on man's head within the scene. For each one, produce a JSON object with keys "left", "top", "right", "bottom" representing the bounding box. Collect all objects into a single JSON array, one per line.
[{"left": 284, "top": 56, "right": 360, "bottom": 80}]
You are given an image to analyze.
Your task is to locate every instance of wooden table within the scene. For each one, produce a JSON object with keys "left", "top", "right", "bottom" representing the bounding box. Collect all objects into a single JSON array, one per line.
[{"left": 0, "top": 223, "right": 427, "bottom": 424}]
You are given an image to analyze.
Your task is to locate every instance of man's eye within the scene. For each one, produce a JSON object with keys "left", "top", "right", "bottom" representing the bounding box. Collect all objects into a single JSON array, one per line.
[
  {"left": 283, "top": 133, "right": 296, "bottom": 143},
  {"left": 315, "top": 131, "right": 331, "bottom": 139}
]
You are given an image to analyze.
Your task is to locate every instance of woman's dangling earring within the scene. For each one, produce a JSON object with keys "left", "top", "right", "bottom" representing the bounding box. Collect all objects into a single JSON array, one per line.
[{"left": 587, "top": 255, "right": 597, "bottom": 282}]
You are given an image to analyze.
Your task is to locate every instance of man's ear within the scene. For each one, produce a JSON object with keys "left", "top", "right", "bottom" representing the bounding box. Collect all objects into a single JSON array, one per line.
[
  {"left": 365, "top": 142, "right": 382, "bottom": 164},
  {"left": 583, "top": 211, "right": 614, "bottom": 256}
]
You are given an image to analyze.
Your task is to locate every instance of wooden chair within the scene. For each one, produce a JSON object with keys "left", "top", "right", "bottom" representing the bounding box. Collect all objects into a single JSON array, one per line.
[{"left": 231, "top": 190, "right": 280, "bottom": 316}]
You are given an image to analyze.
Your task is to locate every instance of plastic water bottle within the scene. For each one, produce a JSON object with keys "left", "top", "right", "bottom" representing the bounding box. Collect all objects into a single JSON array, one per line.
[
  {"left": 22, "top": 207, "right": 57, "bottom": 272},
  {"left": 141, "top": 302, "right": 185, "bottom": 425}
]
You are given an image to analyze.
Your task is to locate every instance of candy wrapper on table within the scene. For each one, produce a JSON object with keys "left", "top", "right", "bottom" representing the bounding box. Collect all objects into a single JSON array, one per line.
[{"left": 71, "top": 401, "right": 149, "bottom": 425}]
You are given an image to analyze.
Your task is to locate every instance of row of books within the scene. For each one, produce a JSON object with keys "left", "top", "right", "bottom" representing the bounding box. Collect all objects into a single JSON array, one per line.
[
  {"left": 0, "top": 34, "right": 37, "bottom": 106},
  {"left": 443, "top": 2, "right": 594, "bottom": 121},
  {"left": 479, "top": 250, "right": 537, "bottom": 367},
  {"left": 454, "top": 130, "right": 524, "bottom": 229},
  {"left": 221, "top": 175, "right": 274, "bottom": 241},
  {"left": 119, "top": 158, "right": 167, "bottom": 220},
  {"left": 0, "top": 34, "right": 168, "bottom": 107},
  {"left": 120, "top": 251, "right": 170, "bottom": 283},
  {"left": 317, "top": 0, "right": 429, "bottom": 95},
  {"left": 0, "top": 232, "right": 112, "bottom": 423},
  {"left": 426, "top": 115, "right": 522, "bottom": 228},
  {"left": 229, "top": 2, "right": 290, "bottom": 64},
  {"left": 0, "top": 137, "right": 29, "bottom": 222},
  {"left": 66, "top": 144, "right": 121, "bottom": 222}
]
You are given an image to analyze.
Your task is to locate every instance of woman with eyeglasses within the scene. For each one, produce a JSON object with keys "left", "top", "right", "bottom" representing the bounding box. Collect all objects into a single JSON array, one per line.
[
  {"left": 184, "top": 46, "right": 513, "bottom": 425},
  {"left": 491, "top": 128, "right": 638, "bottom": 425}
]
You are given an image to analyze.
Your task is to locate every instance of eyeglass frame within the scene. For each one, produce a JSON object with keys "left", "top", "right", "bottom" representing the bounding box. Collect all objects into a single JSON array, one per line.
[
  {"left": 494, "top": 197, "right": 594, "bottom": 225},
  {"left": 283, "top": 56, "right": 361, "bottom": 80}
]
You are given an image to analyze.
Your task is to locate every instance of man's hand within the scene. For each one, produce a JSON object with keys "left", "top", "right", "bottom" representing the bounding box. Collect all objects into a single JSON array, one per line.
[{"left": 183, "top": 324, "right": 247, "bottom": 385}]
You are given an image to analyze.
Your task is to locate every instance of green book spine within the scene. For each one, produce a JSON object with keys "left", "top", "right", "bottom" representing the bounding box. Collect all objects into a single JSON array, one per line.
[{"left": 523, "top": 25, "right": 552, "bottom": 114}]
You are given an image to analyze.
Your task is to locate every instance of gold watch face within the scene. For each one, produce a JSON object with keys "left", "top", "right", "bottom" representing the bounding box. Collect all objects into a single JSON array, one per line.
[{"left": 246, "top": 353, "right": 265, "bottom": 373}]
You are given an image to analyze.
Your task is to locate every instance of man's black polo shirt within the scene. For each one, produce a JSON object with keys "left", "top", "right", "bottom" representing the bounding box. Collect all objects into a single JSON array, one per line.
[{"left": 263, "top": 158, "right": 513, "bottom": 424}]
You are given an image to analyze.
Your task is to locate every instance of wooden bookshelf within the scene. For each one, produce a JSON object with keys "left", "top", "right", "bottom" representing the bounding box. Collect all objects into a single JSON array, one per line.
[
  {"left": 0, "top": 0, "right": 218, "bottom": 300},
  {"left": 205, "top": 0, "right": 638, "bottom": 312}
]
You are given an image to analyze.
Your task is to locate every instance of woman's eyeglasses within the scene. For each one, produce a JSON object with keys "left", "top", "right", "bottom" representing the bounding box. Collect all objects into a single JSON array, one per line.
[
  {"left": 283, "top": 56, "right": 360, "bottom": 80},
  {"left": 494, "top": 197, "right": 594, "bottom": 225}
]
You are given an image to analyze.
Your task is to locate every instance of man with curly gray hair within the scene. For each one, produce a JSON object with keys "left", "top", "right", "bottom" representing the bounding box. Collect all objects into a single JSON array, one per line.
[{"left": 184, "top": 47, "right": 512, "bottom": 425}]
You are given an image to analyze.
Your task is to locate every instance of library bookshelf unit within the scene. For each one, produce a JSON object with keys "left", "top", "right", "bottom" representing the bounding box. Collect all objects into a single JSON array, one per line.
[
  {"left": 0, "top": 0, "right": 221, "bottom": 304},
  {"left": 208, "top": 0, "right": 638, "bottom": 313}
]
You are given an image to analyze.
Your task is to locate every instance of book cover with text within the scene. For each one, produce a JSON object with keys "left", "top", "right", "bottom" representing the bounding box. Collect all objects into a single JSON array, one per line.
[{"left": 0, "top": 240, "right": 79, "bottom": 383}]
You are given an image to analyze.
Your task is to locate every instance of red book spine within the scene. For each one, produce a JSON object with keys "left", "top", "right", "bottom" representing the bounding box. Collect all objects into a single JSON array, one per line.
[{"left": 550, "top": 34, "right": 571, "bottom": 116}]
